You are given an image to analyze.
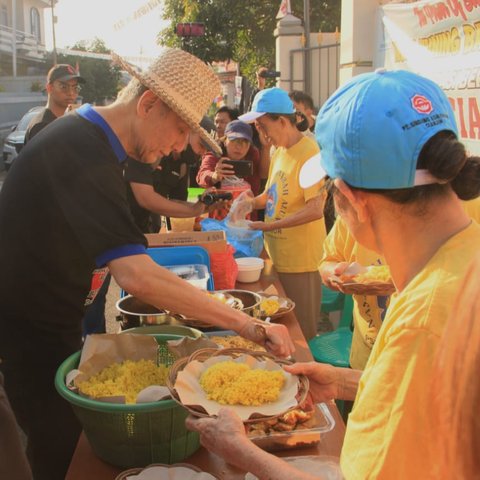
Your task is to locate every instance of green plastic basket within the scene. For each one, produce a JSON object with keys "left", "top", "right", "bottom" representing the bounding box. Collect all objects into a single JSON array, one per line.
[{"left": 55, "top": 334, "right": 200, "bottom": 468}]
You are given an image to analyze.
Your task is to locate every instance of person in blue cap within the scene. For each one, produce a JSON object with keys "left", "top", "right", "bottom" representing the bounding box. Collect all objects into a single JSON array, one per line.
[
  {"left": 187, "top": 69, "right": 480, "bottom": 479},
  {"left": 238, "top": 87, "right": 327, "bottom": 341}
]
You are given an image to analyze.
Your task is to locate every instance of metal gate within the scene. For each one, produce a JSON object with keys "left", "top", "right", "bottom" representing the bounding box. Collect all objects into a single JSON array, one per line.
[{"left": 289, "top": 43, "right": 340, "bottom": 109}]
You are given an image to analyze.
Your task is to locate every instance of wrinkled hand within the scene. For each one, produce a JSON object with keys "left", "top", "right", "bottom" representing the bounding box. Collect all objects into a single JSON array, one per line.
[
  {"left": 284, "top": 362, "right": 340, "bottom": 403},
  {"left": 320, "top": 261, "right": 349, "bottom": 292},
  {"left": 212, "top": 158, "right": 235, "bottom": 183},
  {"left": 185, "top": 409, "right": 249, "bottom": 462},
  {"left": 240, "top": 320, "right": 295, "bottom": 358}
]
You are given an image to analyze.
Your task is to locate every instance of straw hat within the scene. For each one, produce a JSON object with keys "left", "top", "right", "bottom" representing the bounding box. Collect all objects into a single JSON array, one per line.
[{"left": 112, "top": 49, "right": 222, "bottom": 155}]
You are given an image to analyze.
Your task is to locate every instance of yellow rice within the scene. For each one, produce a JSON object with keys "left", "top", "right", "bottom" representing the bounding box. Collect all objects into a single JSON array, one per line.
[
  {"left": 199, "top": 361, "right": 285, "bottom": 406},
  {"left": 209, "top": 335, "right": 265, "bottom": 351},
  {"left": 78, "top": 359, "right": 169, "bottom": 404},
  {"left": 260, "top": 298, "right": 280, "bottom": 316},
  {"left": 355, "top": 265, "right": 391, "bottom": 283}
]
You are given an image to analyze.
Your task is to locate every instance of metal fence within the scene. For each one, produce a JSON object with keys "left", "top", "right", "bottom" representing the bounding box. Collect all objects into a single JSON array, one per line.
[{"left": 289, "top": 43, "right": 340, "bottom": 110}]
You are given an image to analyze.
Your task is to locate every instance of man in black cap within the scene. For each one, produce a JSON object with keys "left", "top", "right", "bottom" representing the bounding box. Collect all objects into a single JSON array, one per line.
[{"left": 24, "top": 64, "right": 85, "bottom": 143}]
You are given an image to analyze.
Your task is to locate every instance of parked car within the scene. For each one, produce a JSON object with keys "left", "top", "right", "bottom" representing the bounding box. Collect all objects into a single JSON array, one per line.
[{"left": 2, "top": 106, "right": 44, "bottom": 171}]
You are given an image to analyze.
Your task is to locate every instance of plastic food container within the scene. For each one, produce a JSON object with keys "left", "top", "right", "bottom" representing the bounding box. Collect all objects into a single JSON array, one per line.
[
  {"left": 247, "top": 403, "right": 335, "bottom": 452},
  {"left": 235, "top": 257, "right": 264, "bottom": 283},
  {"left": 165, "top": 264, "right": 210, "bottom": 290}
]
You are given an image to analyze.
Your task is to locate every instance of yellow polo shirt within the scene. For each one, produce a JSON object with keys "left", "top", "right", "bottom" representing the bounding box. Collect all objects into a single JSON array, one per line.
[
  {"left": 462, "top": 197, "right": 480, "bottom": 223},
  {"left": 341, "top": 222, "right": 480, "bottom": 479},
  {"left": 321, "top": 217, "right": 390, "bottom": 370},
  {"left": 264, "top": 136, "right": 326, "bottom": 273}
]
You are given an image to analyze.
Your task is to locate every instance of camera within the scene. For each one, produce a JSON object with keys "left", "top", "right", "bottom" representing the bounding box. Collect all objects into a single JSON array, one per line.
[
  {"left": 259, "top": 70, "right": 281, "bottom": 79},
  {"left": 199, "top": 192, "right": 233, "bottom": 206}
]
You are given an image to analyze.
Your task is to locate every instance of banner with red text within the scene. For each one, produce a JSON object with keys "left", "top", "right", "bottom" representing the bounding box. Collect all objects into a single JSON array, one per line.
[{"left": 378, "top": 0, "right": 480, "bottom": 154}]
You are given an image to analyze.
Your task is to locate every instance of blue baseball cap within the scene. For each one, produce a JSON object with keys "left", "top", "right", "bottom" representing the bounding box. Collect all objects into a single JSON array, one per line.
[
  {"left": 239, "top": 87, "right": 295, "bottom": 123},
  {"left": 299, "top": 69, "right": 458, "bottom": 189},
  {"left": 225, "top": 120, "right": 253, "bottom": 142}
]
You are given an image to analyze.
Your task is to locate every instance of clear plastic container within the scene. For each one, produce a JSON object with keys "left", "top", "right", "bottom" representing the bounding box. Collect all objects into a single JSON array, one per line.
[
  {"left": 165, "top": 264, "right": 210, "bottom": 290},
  {"left": 247, "top": 403, "right": 335, "bottom": 452}
]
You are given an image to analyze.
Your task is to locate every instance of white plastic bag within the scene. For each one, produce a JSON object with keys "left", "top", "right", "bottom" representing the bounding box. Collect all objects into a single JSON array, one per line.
[{"left": 225, "top": 190, "right": 254, "bottom": 226}]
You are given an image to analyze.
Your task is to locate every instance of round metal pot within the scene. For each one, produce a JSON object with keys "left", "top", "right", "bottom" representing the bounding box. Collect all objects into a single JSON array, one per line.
[
  {"left": 115, "top": 295, "right": 186, "bottom": 330},
  {"left": 218, "top": 289, "right": 262, "bottom": 318}
]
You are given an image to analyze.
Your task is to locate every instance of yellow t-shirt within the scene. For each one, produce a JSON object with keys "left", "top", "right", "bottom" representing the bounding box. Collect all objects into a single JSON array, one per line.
[
  {"left": 462, "top": 197, "right": 480, "bottom": 223},
  {"left": 341, "top": 222, "right": 480, "bottom": 480},
  {"left": 321, "top": 217, "right": 390, "bottom": 370},
  {"left": 264, "top": 136, "right": 326, "bottom": 273}
]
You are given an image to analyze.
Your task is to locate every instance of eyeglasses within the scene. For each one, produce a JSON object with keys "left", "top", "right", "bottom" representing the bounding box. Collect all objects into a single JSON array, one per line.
[{"left": 54, "top": 81, "right": 81, "bottom": 94}]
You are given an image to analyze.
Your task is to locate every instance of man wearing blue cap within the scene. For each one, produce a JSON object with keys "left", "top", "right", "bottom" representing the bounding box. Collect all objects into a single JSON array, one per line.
[{"left": 187, "top": 70, "right": 480, "bottom": 479}]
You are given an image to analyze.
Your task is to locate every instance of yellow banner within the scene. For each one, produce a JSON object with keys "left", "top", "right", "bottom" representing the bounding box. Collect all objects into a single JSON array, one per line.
[{"left": 380, "top": 0, "right": 480, "bottom": 153}]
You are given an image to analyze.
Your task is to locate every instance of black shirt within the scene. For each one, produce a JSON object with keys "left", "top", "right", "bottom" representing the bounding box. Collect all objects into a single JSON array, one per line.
[
  {"left": 125, "top": 147, "right": 196, "bottom": 232},
  {"left": 0, "top": 105, "right": 146, "bottom": 351},
  {"left": 24, "top": 107, "right": 57, "bottom": 144}
]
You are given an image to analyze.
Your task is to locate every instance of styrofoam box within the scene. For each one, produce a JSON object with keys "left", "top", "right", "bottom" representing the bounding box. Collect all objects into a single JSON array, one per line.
[{"left": 164, "top": 264, "right": 210, "bottom": 290}]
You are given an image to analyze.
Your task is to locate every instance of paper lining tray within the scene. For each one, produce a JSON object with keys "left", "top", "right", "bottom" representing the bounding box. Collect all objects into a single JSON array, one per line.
[{"left": 246, "top": 402, "right": 335, "bottom": 452}]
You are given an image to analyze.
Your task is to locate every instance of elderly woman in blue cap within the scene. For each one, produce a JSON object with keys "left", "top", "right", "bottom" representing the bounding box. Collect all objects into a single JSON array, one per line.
[
  {"left": 186, "top": 70, "right": 480, "bottom": 479},
  {"left": 237, "top": 87, "right": 327, "bottom": 341}
]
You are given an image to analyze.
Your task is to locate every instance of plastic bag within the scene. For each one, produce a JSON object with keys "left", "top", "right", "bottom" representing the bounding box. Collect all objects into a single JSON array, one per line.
[
  {"left": 201, "top": 217, "right": 264, "bottom": 258},
  {"left": 225, "top": 190, "right": 254, "bottom": 226},
  {"left": 221, "top": 176, "right": 249, "bottom": 187},
  {"left": 209, "top": 244, "right": 238, "bottom": 289}
]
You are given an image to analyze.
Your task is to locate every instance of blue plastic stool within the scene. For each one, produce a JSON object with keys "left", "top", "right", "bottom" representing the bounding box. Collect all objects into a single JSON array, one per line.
[
  {"left": 321, "top": 285, "right": 345, "bottom": 313},
  {"left": 309, "top": 295, "right": 354, "bottom": 368}
]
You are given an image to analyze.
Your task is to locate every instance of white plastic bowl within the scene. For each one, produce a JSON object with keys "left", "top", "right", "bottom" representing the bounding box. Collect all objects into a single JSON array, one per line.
[{"left": 235, "top": 257, "right": 264, "bottom": 283}]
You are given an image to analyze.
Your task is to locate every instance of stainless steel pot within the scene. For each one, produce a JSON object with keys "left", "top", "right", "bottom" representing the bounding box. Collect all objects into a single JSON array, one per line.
[
  {"left": 218, "top": 289, "right": 262, "bottom": 318},
  {"left": 115, "top": 295, "right": 186, "bottom": 330}
]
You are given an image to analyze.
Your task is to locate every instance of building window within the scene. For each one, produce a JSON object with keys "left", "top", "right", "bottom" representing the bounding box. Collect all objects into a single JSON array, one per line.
[
  {"left": 30, "top": 7, "right": 41, "bottom": 41},
  {"left": 0, "top": 5, "right": 8, "bottom": 27}
]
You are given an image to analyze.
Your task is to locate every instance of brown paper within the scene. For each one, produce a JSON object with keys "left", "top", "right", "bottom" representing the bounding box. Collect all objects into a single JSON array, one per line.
[
  {"left": 174, "top": 354, "right": 299, "bottom": 421},
  {"left": 167, "top": 336, "right": 219, "bottom": 359}
]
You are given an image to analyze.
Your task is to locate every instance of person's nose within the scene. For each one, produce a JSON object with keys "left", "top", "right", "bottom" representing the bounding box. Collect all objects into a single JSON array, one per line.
[{"left": 172, "top": 132, "right": 189, "bottom": 153}]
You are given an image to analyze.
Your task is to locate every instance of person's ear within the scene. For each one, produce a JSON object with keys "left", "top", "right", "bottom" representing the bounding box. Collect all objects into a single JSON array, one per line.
[
  {"left": 334, "top": 178, "right": 370, "bottom": 223},
  {"left": 46, "top": 83, "right": 54, "bottom": 95},
  {"left": 136, "top": 90, "right": 158, "bottom": 118}
]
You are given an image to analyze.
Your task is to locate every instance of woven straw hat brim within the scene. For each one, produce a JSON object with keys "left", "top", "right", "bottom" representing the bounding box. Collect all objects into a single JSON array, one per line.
[{"left": 112, "top": 51, "right": 222, "bottom": 156}]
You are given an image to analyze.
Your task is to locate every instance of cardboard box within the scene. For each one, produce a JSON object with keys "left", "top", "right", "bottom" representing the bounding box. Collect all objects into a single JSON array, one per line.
[{"left": 145, "top": 231, "right": 227, "bottom": 254}]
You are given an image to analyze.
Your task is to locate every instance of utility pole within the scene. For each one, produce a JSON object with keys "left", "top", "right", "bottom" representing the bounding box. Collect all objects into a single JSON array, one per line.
[
  {"left": 11, "top": 0, "right": 16, "bottom": 77},
  {"left": 50, "top": 0, "right": 57, "bottom": 64},
  {"left": 303, "top": 0, "right": 311, "bottom": 95}
]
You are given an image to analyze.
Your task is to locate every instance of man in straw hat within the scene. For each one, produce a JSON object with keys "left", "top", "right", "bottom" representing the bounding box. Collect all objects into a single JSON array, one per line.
[{"left": 0, "top": 48, "right": 294, "bottom": 480}]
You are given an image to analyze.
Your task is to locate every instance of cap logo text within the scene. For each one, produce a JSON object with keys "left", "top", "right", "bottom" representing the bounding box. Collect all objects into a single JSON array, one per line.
[{"left": 411, "top": 94, "right": 433, "bottom": 115}]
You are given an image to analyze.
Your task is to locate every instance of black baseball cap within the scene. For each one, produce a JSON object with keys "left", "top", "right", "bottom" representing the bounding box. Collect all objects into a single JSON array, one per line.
[{"left": 47, "top": 64, "right": 86, "bottom": 84}]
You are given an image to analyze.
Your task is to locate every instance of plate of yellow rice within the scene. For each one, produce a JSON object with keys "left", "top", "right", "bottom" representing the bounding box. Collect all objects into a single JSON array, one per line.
[
  {"left": 170, "top": 350, "right": 305, "bottom": 421},
  {"left": 258, "top": 294, "right": 295, "bottom": 320},
  {"left": 331, "top": 264, "right": 395, "bottom": 295}
]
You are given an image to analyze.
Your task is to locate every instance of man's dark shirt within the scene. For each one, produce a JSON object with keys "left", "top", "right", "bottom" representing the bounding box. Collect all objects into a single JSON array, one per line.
[
  {"left": 0, "top": 106, "right": 146, "bottom": 350},
  {"left": 24, "top": 107, "right": 57, "bottom": 144},
  {"left": 125, "top": 146, "right": 197, "bottom": 232}
]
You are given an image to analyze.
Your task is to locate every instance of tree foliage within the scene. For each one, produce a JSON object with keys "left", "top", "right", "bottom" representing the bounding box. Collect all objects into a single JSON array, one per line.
[
  {"left": 157, "top": 0, "right": 341, "bottom": 82},
  {"left": 46, "top": 38, "right": 121, "bottom": 104}
]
